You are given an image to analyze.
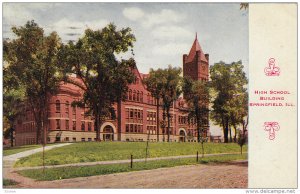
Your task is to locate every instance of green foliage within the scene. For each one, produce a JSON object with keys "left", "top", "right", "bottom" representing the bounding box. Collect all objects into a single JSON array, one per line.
[
  {"left": 240, "top": 3, "right": 249, "bottom": 10},
  {"left": 59, "top": 23, "right": 136, "bottom": 140},
  {"left": 14, "top": 142, "right": 247, "bottom": 167},
  {"left": 183, "top": 78, "right": 209, "bottom": 143},
  {"left": 160, "top": 66, "right": 182, "bottom": 142},
  {"left": 210, "top": 61, "right": 248, "bottom": 143},
  {"left": 18, "top": 153, "right": 247, "bottom": 181},
  {"left": 143, "top": 68, "right": 166, "bottom": 100},
  {"left": 3, "top": 20, "right": 64, "bottom": 144}
]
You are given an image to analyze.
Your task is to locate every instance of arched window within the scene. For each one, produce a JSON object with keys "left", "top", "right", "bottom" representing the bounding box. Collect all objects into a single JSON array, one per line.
[
  {"left": 56, "top": 100, "right": 60, "bottom": 113},
  {"left": 129, "top": 90, "right": 132, "bottom": 101},
  {"left": 133, "top": 90, "right": 136, "bottom": 101},
  {"left": 137, "top": 91, "right": 140, "bottom": 102},
  {"left": 140, "top": 92, "right": 143, "bottom": 102},
  {"left": 65, "top": 101, "right": 69, "bottom": 115}
]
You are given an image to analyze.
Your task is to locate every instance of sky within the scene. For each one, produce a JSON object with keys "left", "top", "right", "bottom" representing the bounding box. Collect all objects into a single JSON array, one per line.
[{"left": 3, "top": 3, "right": 248, "bottom": 75}]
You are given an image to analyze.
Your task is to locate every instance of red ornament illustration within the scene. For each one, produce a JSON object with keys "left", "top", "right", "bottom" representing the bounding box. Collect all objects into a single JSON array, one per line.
[
  {"left": 264, "top": 58, "right": 280, "bottom": 76},
  {"left": 264, "top": 122, "right": 280, "bottom": 140}
]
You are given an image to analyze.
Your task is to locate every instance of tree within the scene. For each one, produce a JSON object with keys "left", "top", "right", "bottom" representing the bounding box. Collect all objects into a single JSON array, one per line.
[
  {"left": 183, "top": 77, "right": 209, "bottom": 156},
  {"left": 59, "top": 23, "right": 136, "bottom": 141},
  {"left": 237, "top": 129, "right": 247, "bottom": 154},
  {"left": 210, "top": 61, "right": 248, "bottom": 143},
  {"left": 240, "top": 3, "right": 249, "bottom": 10},
  {"left": 160, "top": 66, "right": 182, "bottom": 142},
  {"left": 3, "top": 20, "right": 64, "bottom": 145},
  {"left": 143, "top": 68, "right": 166, "bottom": 141},
  {"left": 3, "top": 65, "right": 25, "bottom": 147}
]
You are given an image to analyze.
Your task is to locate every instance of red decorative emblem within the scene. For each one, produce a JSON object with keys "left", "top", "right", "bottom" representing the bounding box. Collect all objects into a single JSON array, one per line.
[
  {"left": 264, "top": 122, "right": 280, "bottom": 140},
  {"left": 264, "top": 58, "right": 280, "bottom": 76}
]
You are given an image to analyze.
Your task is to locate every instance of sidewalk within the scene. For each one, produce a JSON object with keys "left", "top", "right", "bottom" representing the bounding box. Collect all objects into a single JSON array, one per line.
[
  {"left": 13, "top": 152, "right": 247, "bottom": 171},
  {"left": 4, "top": 143, "right": 73, "bottom": 162}
]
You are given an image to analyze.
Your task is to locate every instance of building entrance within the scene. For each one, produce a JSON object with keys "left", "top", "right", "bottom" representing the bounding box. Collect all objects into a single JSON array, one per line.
[{"left": 102, "top": 126, "right": 114, "bottom": 141}]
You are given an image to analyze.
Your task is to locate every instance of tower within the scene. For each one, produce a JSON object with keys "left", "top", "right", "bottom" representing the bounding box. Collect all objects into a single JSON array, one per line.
[{"left": 183, "top": 33, "right": 209, "bottom": 81}]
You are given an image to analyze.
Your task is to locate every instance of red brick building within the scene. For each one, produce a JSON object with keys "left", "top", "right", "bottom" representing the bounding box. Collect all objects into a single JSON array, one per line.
[{"left": 14, "top": 35, "right": 210, "bottom": 146}]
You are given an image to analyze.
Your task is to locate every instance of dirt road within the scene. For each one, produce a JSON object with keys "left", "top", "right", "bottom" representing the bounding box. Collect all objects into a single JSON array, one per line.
[{"left": 6, "top": 161, "right": 247, "bottom": 188}]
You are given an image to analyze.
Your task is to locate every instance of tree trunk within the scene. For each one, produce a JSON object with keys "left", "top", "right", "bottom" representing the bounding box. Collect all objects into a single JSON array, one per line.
[
  {"left": 117, "top": 99, "right": 122, "bottom": 141},
  {"left": 167, "top": 108, "right": 170, "bottom": 142},
  {"left": 229, "top": 127, "right": 232, "bottom": 142},
  {"left": 233, "top": 125, "right": 237, "bottom": 142},
  {"left": 197, "top": 119, "right": 201, "bottom": 143},
  {"left": 156, "top": 98, "right": 160, "bottom": 142},
  {"left": 36, "top": 117, "right": 42, "bottom": 145},
  {"left": 240, "top": 146, "right": 243, "bottom": 155},
  {"left": 162, "top": 107, "right": 166, "bottom": 142},
  {"left": 95, "top": 114, "right": 101, "bottom": 142},
  {"left": 10, "top": 127, "right": 14, "bottom": 147},
  {"left": 224, "top": 117, "right": 229, "bottom": 143}
]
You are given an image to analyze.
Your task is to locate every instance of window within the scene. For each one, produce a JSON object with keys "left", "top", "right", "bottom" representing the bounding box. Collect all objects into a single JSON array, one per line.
[
  {"left": 147, "top": 93, "right": 150, "bottom": 104},
  {"left": 140, "top": 92, "right": 143, "bottom": 102},
  {"left": 73, "top": 121, "right": 76, "bottom": 130},
  {"left": 137, "top": 91, "right": 140, "bottom": 102},
  {"left": 133, "top": 90, "right": 136, "bottom": 101},
  {"left": 88, "top": 122, "right": 92, "bottom": 131},
  {"left": 81, "top": 121, "right": 85, "bottom": 131},
  {"left": 72, "top": 105, "right": 76, "bottom": 115},
  {"left": 66, "top": 120, "right": 69, "bottom": 130},
  {"left": 126, "top": 124, "right": 129, "bottom": 132},
  {"left": 129, "top": 90, "right": 132, "bottom": 101},
  {"left": 73, "top": 137, "right": 76, "bottom": 142},
  {"left": 56, "top": 100, "right": 60, "bottom": 113},
  {"left": 56, "top": 119, "right": 61, "bottom": 130},
  {"left": 81, "top": 138, "right": 85, "bottom": 142},
  {"left": 65, "top": 137, "right": 69, "bottom": 141},
  {"left": 88, "top": 138, "right": 92, "bottom": 142},
  {"left": 65, "top": 101, "right": 69, "bottom": 115},
  {"left": 130, "top": 109, "right": 133, "bottom": 118}
]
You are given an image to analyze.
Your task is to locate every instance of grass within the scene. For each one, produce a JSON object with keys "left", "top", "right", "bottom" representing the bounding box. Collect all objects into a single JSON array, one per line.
[
  {"left": 3, "top": 179, "right": 19, "bottom": 186},
  {"left": 18, "top": 153, "right": 247, "bottom": 181},
  {"left": 15, "top": 142, "right": 247, "bottom": 167},
  {"left": 3, "top": 145, "right": 42, "bottom": 156}
]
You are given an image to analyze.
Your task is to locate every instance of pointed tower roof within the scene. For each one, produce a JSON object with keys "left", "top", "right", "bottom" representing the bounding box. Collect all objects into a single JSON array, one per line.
[{"left": 186, "top": 33, "right": 207, "bottom": 63}]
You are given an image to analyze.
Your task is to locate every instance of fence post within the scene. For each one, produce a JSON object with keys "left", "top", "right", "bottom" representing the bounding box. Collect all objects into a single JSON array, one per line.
[
  {"left": 131, "top": 154, "right": 133, "bottom": 168},
  {"left": 196, "top": 151, "right": 199, "bottom": 162}
]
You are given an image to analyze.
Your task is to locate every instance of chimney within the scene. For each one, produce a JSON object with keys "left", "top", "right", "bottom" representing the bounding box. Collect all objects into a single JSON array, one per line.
[
  {"left": 205, "top": 54, "right": 209, "bottom": 62},
  {"left": 183, "top": 54, "right": 188, "bottom": 64}
]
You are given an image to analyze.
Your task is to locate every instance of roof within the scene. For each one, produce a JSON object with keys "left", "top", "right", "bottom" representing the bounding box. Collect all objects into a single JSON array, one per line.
[{"left": 186, "top": 33, "right": 208, "bottom": 63}]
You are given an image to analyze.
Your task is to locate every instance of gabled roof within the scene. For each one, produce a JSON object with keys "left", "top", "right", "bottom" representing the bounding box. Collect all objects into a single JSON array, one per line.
[{"left": 186, "top": 33, "right": 208, "bottom": 63}]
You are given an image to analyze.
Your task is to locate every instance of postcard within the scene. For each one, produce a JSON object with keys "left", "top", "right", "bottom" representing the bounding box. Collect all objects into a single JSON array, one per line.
[{"left": 2, "top": 2, "right": 298, "bottom": 191}]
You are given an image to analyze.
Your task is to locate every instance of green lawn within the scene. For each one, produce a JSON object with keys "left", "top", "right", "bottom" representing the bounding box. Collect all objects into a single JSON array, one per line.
[
  {"left": 3, "top": 179, "right": 19, "bottom": 186},
  {"left": 15, "top": 142, "right": 247, "bottom": 167},
  {"left": 4, "top": 145, "right": 42, "bottom": 156},
  {"left": 18, "top": 153, "right": 247, "bottom": 181}
]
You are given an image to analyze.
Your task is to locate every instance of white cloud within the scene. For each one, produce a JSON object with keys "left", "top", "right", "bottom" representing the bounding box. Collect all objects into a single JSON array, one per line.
[
  {"left": 152, "top": 25, "right": 193, "bottom": 40},
  {"left": 3, "top": 4, "right": 34, "bottom": 26},
  {"left": 142, "top": 9, "right": 186, "bottom": 28},
  {"left": 48, "top": 18, "right": 109, "bottom": 42},
  {"left": 152, "top": 42, "right": 190, "bottom": 56},
  {"left": 122, "top": 8, "right": 186, "bottom": 28},
  {"left": 123, "top": 7, "right": 145, "bottom": 21}
]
